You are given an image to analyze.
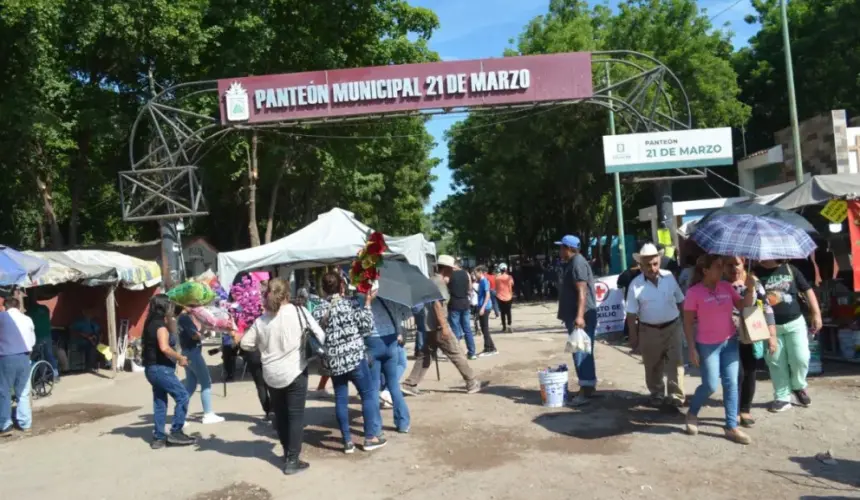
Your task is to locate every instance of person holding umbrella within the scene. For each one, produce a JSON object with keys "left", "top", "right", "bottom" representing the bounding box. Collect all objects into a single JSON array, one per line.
[{"left": 683, "top": 255, "right": 755, "bottom": 445}]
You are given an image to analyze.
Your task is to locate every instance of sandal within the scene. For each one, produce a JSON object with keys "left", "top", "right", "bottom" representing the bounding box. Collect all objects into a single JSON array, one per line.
[
  {"left": 725, "top": 428, "right": 751, "bottom": 445},
  {"left": 685, "top": 413, "right": 699, "bottom": 436},
  {"left": 739, "top": 415, "right": 756, "bottom": 428}
]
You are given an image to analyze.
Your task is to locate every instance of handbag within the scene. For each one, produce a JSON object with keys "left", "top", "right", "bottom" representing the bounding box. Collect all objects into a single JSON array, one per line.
[
  {"left": 295, "top": 304, "right": 325, "bottom": 361},
  {"left": 740, "top": 305, "right": 770, "bottom": 344}
]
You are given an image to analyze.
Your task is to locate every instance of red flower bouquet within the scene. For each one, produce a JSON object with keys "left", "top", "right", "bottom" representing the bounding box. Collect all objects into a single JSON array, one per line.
[{"left": 350, "top": 231, "right": 386, "bottom": 294}]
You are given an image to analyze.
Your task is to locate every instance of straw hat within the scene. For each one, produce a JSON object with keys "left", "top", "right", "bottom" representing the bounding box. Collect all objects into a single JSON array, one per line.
[
  {"left": 437, "top": 255, "right": 457, "bottom": 268},
  {"left": 633, "top": 243, "right": 660, "bottom": 262}
]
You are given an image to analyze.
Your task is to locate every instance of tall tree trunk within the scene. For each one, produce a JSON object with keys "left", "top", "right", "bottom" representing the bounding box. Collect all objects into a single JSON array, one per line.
[
  {"left": 264, "top": 155, "right": 292, "bottom": 244},
  {"left": 247, "top": 132, "right": 261, "bottom": 247},
  {"left": 35, "top": 173, "right": 64, "bottom": 250},
  {"left": 37, "top": 221, "right": 45, "bottom": 249},
  {"left": 67, "top": 129, "right": 91, "bottom": 246}
]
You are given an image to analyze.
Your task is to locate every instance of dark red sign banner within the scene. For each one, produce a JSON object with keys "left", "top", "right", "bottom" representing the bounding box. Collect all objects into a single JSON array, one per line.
[
  {"left": 847, "top": 200, "right": 860, "bottom": 291},
  {"left": 217, "top": 52, "right": 593, "bottom": 124}
]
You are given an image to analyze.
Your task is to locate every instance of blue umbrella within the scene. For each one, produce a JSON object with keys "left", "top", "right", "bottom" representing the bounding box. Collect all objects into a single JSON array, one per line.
[
  {"left": 0, "top": 246, "right": 49, "bottom": 286},
  {"left": 691, "top": 215, "right": 817, "bottom": 260}
]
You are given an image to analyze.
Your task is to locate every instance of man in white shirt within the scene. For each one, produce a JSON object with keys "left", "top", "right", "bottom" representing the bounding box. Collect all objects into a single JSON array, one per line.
[
  {"left": 625, "top": 244, "right": 686, "bottom": 407},
  {"left": 0, "top": 297, "right": 37, "bottom": 435}
]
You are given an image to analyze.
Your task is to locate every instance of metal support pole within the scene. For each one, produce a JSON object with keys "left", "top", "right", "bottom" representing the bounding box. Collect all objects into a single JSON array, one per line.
[
  {"left": 606, "top": 62, "right": 628, "bottom": 270},
  {"left": 781, "top": 0, "right": 804, "bottom": 186}
]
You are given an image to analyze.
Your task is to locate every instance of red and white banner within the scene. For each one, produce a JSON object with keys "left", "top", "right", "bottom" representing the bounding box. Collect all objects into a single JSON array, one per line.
[{"left": 594, "top": 275, "right": 625, "bottom": 335}]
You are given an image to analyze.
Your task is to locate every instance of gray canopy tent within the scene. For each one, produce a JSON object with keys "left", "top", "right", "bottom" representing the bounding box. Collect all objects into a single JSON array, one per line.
[{"left": 769, "top": 174, "right": 860, "bottom": 211}]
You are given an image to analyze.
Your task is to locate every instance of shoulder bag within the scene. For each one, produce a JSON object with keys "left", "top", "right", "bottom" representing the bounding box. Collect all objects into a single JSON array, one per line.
[{"left": 296, "top": 304, "right": 326, "bottom": 362}]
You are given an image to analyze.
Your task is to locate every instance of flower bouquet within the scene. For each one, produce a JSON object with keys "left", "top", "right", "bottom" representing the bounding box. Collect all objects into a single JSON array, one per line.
[
  {"left": 349, "top": 231, "right": 387, "bottom": 294},
  {"left": 228, "top": 274, "right": 264, "bottom": 334}
]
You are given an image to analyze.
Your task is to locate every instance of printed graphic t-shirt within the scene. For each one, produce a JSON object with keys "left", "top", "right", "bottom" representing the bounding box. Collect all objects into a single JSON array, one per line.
[
  {"left": 755, "top": 263, "right": 811, "bottom": 325},
  {"left": 683, "top": 281, "right": 741, "bottom": 345}
]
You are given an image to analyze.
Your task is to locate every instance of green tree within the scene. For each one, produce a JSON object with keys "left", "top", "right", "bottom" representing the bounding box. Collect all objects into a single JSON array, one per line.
[{"left": 437, "top": 0, "right": 750, "bottom": 260}]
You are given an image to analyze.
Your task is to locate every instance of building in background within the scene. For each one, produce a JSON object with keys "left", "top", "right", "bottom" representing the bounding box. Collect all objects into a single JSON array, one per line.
[{"left": 738, "top": 110, "right": 860, "bottom": 195}]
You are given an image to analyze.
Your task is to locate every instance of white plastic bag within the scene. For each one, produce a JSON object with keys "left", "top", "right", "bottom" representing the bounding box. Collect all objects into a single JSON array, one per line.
[{"left": 565, "top": 327, "right": 592, "bottom": 354}]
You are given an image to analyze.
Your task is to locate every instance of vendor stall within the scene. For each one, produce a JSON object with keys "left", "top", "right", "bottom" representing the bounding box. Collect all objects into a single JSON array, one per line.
[
  {"left": 768, "top": 174, "right": 860, "bottom": 364},
  {"left": 217, "top": 207, "right": 436, "bottom": 286},
  {"left": 24, "top": 250, "right": 162, "bottom": 375}
]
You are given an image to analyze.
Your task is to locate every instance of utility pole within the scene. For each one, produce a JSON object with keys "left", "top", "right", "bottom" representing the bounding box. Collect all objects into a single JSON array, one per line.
[
  {"left": 781, "top": 0, "right": 804, "bottom": 186},
  {"left": 606, "top": 62, "right": 627, "bottom": 270}
]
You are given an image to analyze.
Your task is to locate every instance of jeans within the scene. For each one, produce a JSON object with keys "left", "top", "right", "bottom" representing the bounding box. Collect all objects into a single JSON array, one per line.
[
  {"left": 36, "top": 340, "right": 59, "bottom": 378},
  {"left": 269, "top": 369, "right": 308, "bottom": 460},
  {"left": 144, "top": 364, "right": 189, "bottom": 440},
  {"left": 765, "top": 316, "right": 810, "bottom": 402},
  {"left": 182, "top": 346, "right": 213, "bottom": 415},
  {"left": 564, "top": 309, "right": 598, "bottom": 387},
  {"left": 405, "top": 328, "right": 475, "bottom": 387},
  {"left": 738, "top": 341, "right": 757, "bottom": 414},
  {"left": 448, "top": 308, "right": 476, "bottom": 357},
  {"left": 0, "top": 353, "right": 32, "bottom": 430},
  {"left": 490, "top": 290, "right": 500, "bottom": 316},
  {"left": 413, "top": 308, "right": 427, "bottom": 353},
  {"left": 498, "top": 299, "right": 512, "bottom": 329},
  {"left": 331, "top": 358, "right": 381, "bottom": 443},
  {"left": 689, "top": 335, "right": 740, "bottom": 430},
  {"left": 477, "top": 310, "right": 496, "bottom": 352},
  {"left": 380, "top": 343, "right": 407, "bottom": 391},
  {"left": 242, "top": 350, "right": 270, "bottom": 414},
  {"left": 366, "top": 335, "right": 411, "bottom": 434}
]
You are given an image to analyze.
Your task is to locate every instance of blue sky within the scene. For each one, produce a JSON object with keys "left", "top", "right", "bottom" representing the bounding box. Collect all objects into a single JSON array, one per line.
[{"left": 411, "top": 0, "right": 761, "bottom": 211}]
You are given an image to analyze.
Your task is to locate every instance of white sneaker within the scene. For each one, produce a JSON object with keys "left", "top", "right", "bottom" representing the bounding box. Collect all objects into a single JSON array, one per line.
[
  {"left": 379, "top": 390, "right": 393, "bottom": 406},
  {"left": 202, "top": 413, "right": 225, "bottom": 424}
]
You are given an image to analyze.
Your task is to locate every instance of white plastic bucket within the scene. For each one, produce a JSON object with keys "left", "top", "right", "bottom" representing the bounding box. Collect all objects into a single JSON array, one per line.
[
  {"left": 838, "top": 330, "right": 856, "bottom": 359},
  {"left": 538, "top": 370, "right": 569, "bottom": 407}
]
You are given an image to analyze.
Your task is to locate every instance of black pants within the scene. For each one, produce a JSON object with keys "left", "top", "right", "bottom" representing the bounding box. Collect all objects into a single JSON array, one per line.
[
  {"left": 478, "top": 311, "right": 496, "bottom": 352},
  {"left": 738, "top": 342, "right": 757, "bottom": 414},
  {"left": 242, "top": 350, "right": 270, "bottom": 415},
  {"left": 498, "top": 299, "right": 512, "bottom": 329},
  {"left": 269, "top": 369, "right": 309, "bottom": 461},
  {"left": 222, "top": 346, "right": 238, "bottom": 380}
]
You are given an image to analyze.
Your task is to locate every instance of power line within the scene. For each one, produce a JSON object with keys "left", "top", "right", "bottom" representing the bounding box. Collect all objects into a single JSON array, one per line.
[{"left": 708, "top": 0, "right": 746, "bottom": 22}]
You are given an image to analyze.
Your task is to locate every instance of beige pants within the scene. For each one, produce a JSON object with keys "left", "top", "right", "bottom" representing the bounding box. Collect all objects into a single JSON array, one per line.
[{"left": 639, "top": 320, "right": 685, "bottom": 402}]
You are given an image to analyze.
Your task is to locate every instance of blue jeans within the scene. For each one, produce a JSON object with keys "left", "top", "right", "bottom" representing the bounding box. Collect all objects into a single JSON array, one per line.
[
  {"left": 367, "top": 335, "right": 410, "bottom": 434},
  {"left": 490, "top": 290, "right": 500, "bottom": 316},
  {"left": 689, "top": 336, "right": 740, "bottom": 430},
  {"left": 331, "top": 358, "right": 382, "bottom": 443},
  {"left": 0, "top": 353, "right": 32, "bottom": 430},
  {"left": 380, "top": 343, "right": 407, "bottom": 390},
  {"left": 36, "top": 341, "right": 59, "bottom": 378},
  {"left": 413, "top": 308, "right": 427, "bottom": 353},
  {"left": 182, "top": 346, "right": 213, "bottom": 415},
  {"left": 448, "top": 308, "right": 476, "bottom": 357},
  {"left": 144, "top": 365, "right": 189, "bottom": 440},
  {"left": 564, "top": 309, "right": 599, "bottom": 387}
]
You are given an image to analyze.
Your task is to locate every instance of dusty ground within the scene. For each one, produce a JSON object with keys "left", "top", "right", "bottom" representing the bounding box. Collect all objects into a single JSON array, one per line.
[{"left": 1, "top": 302, "right": 859, "bottom": 500}]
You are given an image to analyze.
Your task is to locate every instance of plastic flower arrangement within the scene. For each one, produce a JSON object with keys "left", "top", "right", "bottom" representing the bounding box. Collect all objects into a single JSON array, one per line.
[
  {"left": 349, "top": 231, "right": 386, "bottom": 294},
  {"left": 228, "top": 274, "right": 264, "bottom": 333}
]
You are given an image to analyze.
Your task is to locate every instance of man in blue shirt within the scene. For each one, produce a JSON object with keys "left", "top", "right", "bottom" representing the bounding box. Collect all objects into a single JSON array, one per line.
[
  {"left": 556, "top": 235, "right": 598, "bottom": 406},
  {"left": 474, "top": 266, "right": 498, "bottom": 357}
]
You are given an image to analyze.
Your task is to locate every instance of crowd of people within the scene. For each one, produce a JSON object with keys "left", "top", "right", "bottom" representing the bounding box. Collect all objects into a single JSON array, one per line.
[
  {"left": 128, "top": 227, "right": 826, "bottom": 478},
  {"left": 138, "top": 254, "right": 512, "bottom": 475},
  {"left": 564, "top": 236, "right": 822, "bottom": 445}
]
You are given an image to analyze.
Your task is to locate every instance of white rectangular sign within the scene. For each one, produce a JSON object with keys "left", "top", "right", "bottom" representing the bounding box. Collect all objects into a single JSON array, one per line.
[
  {"left": 594, "top": 275, "right": 625, "bottom": 336},
  {"left": 603, "top": 127, "right": 733, "bottom": 174}
]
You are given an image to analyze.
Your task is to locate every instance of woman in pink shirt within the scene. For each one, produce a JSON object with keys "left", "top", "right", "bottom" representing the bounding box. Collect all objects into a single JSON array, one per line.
[{"left": 683, "top": 254, "right": 754, "bottom": 445}]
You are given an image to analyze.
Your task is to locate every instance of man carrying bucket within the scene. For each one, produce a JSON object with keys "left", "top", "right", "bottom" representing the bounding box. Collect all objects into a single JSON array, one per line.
[{"left": 625, "top": 243, "right": 686, "bottom": 407}]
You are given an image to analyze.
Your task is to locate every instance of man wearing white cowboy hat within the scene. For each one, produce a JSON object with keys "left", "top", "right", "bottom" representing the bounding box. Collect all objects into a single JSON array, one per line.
[{"left": 625, "top": 243, "right": 687, "bottom": 407}]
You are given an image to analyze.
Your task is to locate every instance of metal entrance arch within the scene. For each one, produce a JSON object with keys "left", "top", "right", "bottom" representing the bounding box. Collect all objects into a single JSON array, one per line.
[{"left": 120, "top": 50, "right": 692, "bottom": 222}]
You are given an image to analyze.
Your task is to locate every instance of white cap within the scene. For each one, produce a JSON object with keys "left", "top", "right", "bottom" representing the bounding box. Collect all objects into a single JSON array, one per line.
[{"left": 498, "top": 263, "right": 508, "bottom": 271}]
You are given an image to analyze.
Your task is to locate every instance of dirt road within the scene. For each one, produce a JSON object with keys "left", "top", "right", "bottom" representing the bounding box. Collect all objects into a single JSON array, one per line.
[{"left": 1, "top": 303, "right": 858, "bottom": 500}]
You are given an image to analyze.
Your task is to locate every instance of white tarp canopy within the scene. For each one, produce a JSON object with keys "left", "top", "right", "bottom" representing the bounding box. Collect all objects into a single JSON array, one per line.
[
  {"left": 218, "top": 208, "right": 436, "bottom": 286},
  {"left": 25, "top": 250, "right": 162, "bottom": 290}
]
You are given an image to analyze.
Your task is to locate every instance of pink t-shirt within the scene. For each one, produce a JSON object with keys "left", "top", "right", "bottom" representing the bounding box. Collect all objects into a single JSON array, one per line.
[{"left": 683, "top": 282, "right": 741, "bottom": 345}]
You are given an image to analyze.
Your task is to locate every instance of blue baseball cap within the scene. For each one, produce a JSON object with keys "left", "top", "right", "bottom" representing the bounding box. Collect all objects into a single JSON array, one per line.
[{"left": 554, "top": 235, "right": 581, "bottom": 249}]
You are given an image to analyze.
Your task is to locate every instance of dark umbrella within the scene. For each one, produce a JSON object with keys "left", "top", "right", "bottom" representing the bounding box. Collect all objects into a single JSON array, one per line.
[
  {"left": 696, "top": 201, "right": 817, "bottom": 234},
  {"left": 377, "top": 259, "right": 443, "bottom": 308}
]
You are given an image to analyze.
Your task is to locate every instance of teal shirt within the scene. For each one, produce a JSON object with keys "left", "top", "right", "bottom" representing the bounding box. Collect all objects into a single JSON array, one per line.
[{"left": 28, "top": 304, "right": 52, "bottom": 343}]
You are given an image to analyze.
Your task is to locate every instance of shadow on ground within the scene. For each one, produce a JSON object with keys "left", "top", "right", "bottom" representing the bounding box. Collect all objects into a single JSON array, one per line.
[
  {"left": 761, "top": 456, "right": 860, "bottom": 493},
  {"left": 1, "top": 403, "right": 139, "bottom": 443}
]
